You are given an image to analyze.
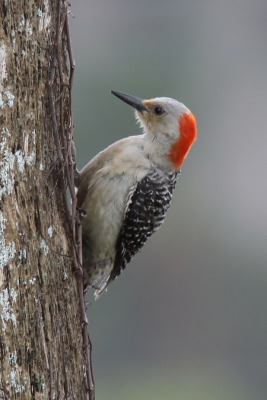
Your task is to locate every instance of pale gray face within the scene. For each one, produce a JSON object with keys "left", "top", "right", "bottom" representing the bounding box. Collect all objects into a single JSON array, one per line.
[
  {"left": 111, "top": 91, "right": 193, "bottom": 142},
  {"left": 135, "top": 97, "right": 191, "bottom": 140}
]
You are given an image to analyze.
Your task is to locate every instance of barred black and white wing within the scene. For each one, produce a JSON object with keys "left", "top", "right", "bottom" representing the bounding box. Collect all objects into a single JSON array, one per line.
[{"left": 112, "top": 169, "right": 179, "bottom": 280}]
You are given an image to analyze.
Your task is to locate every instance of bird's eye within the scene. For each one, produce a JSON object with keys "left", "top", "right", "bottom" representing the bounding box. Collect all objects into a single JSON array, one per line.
[{"left": 154, "top": 106, "right": 165, "bottom": 115}]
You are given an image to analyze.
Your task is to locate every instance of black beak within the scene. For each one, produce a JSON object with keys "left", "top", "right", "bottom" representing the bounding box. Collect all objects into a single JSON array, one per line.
[{"left": 111, "top": 90, "right": 148, "bottom": 113}]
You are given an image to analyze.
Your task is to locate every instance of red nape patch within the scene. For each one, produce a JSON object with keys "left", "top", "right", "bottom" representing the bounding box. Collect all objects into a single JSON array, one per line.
[{"left": 169, "top": 112, "right": 197, "bottom": 169}]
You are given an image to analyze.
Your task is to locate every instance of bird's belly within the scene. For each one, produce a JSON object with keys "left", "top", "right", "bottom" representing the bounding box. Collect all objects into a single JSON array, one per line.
[{"left": 81, "top": 174, "right": 136, "bottom": 284}]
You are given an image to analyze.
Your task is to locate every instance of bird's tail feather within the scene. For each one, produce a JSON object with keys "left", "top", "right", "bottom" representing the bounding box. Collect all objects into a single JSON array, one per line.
[{"left": 94, "top": 274, "right": 111, "bottom": 300}]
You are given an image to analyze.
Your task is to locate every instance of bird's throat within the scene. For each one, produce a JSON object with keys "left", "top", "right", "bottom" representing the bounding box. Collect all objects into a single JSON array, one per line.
[{"left": 169, "top": 112, "right": 197, "bottom": 169}]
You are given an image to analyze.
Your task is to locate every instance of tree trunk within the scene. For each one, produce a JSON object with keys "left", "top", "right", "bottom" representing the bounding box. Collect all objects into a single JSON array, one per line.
[{"left": 0, "top": 1, "right": 90, "bottom": 398}]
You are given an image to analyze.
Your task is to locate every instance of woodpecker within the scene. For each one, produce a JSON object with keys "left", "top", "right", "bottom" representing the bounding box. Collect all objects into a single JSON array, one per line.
[{"left": 75, "top": 91, "right": 197, "bottom": 299}]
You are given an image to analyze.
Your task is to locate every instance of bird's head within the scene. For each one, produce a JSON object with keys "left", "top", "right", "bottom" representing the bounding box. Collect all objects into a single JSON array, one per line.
[{"left": 111, "top": 90, "right": 197, "bottom": 170}]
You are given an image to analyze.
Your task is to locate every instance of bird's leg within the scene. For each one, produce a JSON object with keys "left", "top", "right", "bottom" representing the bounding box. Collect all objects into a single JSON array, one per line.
[{"left": 76, "top": 206, "right": 87, "bottom": 219}]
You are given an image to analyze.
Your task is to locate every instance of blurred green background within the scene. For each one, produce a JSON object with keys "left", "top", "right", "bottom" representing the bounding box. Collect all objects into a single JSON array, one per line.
[{"left": 69, "top": 1, "right": 267, "bottom": 399}]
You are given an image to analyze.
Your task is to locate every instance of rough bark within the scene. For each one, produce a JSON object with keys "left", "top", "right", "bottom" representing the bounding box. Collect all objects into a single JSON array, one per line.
[{"left": 0, "top": 1, "right": 89, "bottom": 398}]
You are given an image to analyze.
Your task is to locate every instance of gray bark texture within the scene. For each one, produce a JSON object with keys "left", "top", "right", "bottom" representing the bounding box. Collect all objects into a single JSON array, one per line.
[{"left": 0, "top": 1, "right": 90, "bottom": 398}]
